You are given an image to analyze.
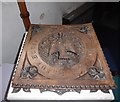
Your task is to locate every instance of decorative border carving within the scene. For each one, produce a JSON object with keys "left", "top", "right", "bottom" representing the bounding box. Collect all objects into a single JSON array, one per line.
[{"left": 12, "top": 87, "right": 110, "bottom": 95}]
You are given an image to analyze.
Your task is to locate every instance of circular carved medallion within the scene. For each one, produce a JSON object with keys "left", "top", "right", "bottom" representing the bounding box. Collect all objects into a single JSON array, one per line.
[
  {"left": 38, "top": 32, "right": 84, "bottom": 68},
  {"left": 27, "top": 26, "right": 96, "bottom": 79}
]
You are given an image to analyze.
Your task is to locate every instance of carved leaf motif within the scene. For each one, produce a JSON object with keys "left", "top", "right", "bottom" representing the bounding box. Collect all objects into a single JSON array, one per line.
[
  {"left": 101, "top": 89, "right": 110, "bottom": 93},
  {"left": 20, "top": 67, "right": 30, "bottom": 79},
  {"left": 12, "top": 87, "right": 21, "bottom": 93},
  {"left": 90, "top": 89, "right": 98, "bottom": 93},
  {"left": 32, "top": 25, "right": 42, "bottom": 34},
  {"left": 23, "top": 88, "right": 31, "bottom": 92},
  {"left": 29, "top": 66, "right": 38, "bottom": 79},
  {"left": 39, "top": 88, "right": 81, "bottom": 95},
  {"left": 79, "top": 25, "right": 89, "bottom": 33},
  {"left": 20, "top": 66, "right": 38, "bottom": 79},
  {"left": 88, "top": 66, "right": 106, "bottom": 80}
]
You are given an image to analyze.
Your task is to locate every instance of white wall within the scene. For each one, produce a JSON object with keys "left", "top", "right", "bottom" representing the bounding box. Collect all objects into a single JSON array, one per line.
[
  {"left": 2, "top": 2, "right": 84, "bottom": 64},
  {"left": 2, "top": 2, "right": 25, "bottom": 64},
  {"left": 0, "top": 1, "right": 2, "bottom": 102},
  {"left": 0, "top": 1, "right": 2, "bottom": 65}
]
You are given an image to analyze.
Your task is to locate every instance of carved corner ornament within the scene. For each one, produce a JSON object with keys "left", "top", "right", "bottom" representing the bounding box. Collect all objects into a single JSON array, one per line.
[{"left": 12, "top": 23, "right": 116, "bottom": 95}]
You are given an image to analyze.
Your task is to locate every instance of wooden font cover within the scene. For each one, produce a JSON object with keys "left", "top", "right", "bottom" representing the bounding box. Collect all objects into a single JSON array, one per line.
[{"left": 12, "top": 23, "right": 116, "bottom": 94}]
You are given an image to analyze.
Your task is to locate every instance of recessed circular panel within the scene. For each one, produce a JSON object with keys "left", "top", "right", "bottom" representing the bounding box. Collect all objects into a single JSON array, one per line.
[{"left": 27, "top": 26, "right": 96, "bottom": 79}]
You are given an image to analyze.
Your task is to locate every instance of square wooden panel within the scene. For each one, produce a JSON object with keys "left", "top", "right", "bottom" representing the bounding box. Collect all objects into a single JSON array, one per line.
[{"left": 12, "top": 23, "right": 116, "bottom": 94}]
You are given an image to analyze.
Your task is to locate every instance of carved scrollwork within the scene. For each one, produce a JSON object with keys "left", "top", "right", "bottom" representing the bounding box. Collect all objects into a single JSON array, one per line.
[
  {"left": 23, "top": 88, "right": 31, "bottom": 92},
  {"left": 39, "top": 88, "right": 81, "bottom": 95},
  {"left": 32, "top": 25, "right": 42, "bottom": 34},
  {"left": 88, "top": 66, "right": 106, "bottom": 80},
  {"left": 90, "top": 89, "right": 110, "bottom": 94},
  {"left": 79, "top": 25, "right": 89, "bottom": 33},
  {"left": 90, "top": 89, "right": 98, "bottom": 93},
  {"left": 101, "top": 89, "right": 110, "bottom": 93},
  {"left": 12, "top": 88, "right": 31, "bottom": 93},
  {"left": 20, "top": 66, "right": 38, "bottom": 79},
  {"left": 12, "top": 87, "right": 21, "bottom": 93}
]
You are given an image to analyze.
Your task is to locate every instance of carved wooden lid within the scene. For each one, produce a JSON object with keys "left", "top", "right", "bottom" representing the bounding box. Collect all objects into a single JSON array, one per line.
[{"left": 12, "top": 23, "right": 116, "bottom": 95}]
